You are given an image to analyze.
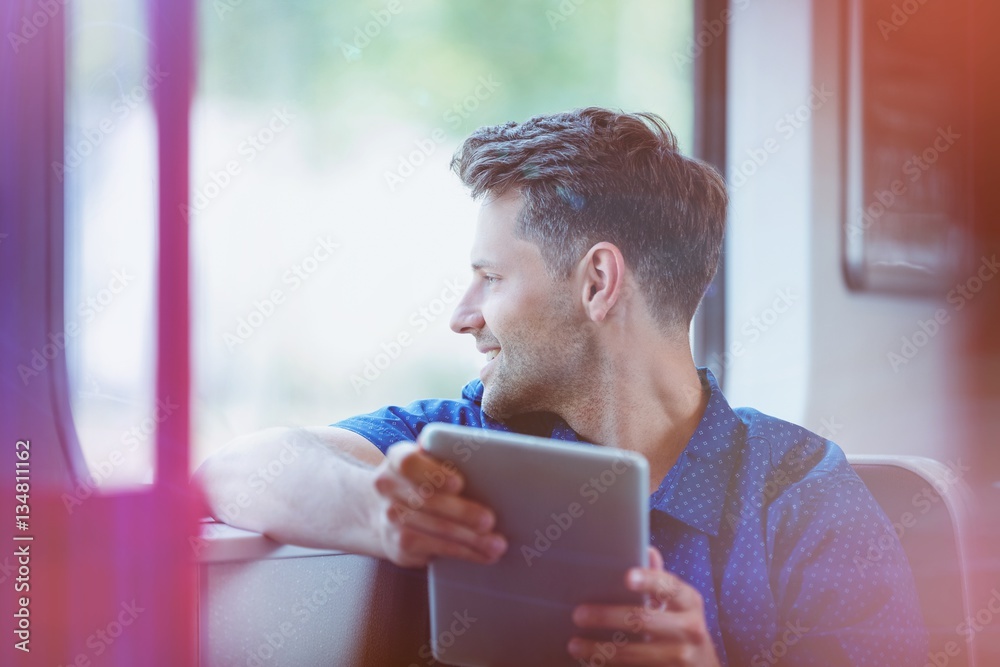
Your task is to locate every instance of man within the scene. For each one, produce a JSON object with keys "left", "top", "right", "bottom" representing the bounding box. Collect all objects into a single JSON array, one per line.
[{"left": 195, "top": 108, "right": 928, "bottom": 665}]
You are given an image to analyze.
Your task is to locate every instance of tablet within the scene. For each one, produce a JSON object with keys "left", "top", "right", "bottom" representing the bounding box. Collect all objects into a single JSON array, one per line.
[{"left": 420, "top": 423, "right": 649, "bottom": 667}]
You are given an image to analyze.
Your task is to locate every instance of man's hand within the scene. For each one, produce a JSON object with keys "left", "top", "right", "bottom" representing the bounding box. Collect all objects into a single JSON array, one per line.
[
  {"left": 371, "top": 441, "right": 507, "bottom": 568},
  {"left": 568, "top": 546, "right": 721, "bottom": 666}
]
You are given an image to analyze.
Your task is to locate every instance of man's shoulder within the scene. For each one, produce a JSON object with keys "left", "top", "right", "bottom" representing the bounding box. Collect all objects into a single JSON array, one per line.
[
  {"left": 696, "top": 368, "right": 850, "bottom": 486},
  {"left": 385, "top": 378, "right": 483, "bottom": 412},
  {"left": 331, "top": 380, "right": 488, "bottom": 453},
  {"left": 730, "top": 406, "right": 856, "bottom": 493},
  {"left": 397, "top": 379, "right": 485, "bottom": 421},
  {"left": 727, "top": 408, "right": 884, "bottom": 552}
]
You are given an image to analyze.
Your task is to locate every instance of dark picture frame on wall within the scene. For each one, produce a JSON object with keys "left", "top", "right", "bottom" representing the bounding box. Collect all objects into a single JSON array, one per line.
[{"left": 842, "top": 0, "right": 973, "bottom": 296}]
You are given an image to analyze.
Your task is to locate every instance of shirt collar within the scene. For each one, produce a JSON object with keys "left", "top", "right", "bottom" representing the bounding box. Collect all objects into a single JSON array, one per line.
[
  {"left": 463, "top": 368, "right": 744, "bottom": 537},
  {"left": 649, "top": 368, "right": 744, "bottom": 537},
  {"left": 462, "top": 379, "right": 581, "bottom": 439}
]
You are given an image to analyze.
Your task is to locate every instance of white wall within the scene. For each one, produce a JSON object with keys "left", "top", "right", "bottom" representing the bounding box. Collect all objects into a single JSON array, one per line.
[{"left": 724, "top": 0, "right": 958, "bottom": 457}]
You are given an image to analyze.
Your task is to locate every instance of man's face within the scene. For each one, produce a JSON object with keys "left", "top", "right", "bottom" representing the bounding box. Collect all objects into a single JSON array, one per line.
[{"left": 449, "top": 192, "right": 596, "bottom": 420}]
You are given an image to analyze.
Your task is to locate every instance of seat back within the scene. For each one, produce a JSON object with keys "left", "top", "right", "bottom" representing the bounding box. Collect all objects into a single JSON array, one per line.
[
  {"left": 197, "top": 522, "right": 431, "bottom": 666},
  {"left": 849, "top": 455, "right": 975, "bottom": 667}
]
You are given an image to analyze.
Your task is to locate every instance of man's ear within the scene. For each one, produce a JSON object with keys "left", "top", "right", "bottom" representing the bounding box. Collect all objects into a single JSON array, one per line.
[{"left": 578, "top": 242, "right": 626, "bottom": 323}]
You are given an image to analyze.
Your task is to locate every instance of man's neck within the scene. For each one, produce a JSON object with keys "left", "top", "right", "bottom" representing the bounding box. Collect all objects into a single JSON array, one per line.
[{"left": 558, "top": 342, "right": 710, "bottom": 490}]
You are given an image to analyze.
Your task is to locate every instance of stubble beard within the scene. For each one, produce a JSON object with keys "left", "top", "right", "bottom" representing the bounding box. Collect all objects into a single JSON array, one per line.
[{"left": 480, "top": 318, "right": 596, "bottom": 422}]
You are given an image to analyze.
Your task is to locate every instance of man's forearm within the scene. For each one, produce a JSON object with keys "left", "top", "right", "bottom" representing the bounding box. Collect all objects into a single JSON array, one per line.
[{"left": 193, "top": 427, "right": 385, "bottom": 556}]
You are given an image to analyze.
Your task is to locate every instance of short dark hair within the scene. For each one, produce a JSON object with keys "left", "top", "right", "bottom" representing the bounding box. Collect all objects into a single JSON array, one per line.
[{"left": 451, "top": 107, "right": 728, "bottom": 330}]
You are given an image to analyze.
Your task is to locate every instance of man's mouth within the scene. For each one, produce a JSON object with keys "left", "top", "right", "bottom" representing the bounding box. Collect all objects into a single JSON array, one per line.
[{"left": 480, "top": 347, "right": 501, "bottom": 379}]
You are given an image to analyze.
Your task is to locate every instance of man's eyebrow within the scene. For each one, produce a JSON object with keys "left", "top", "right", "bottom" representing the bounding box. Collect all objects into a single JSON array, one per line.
[{"left": 470, "top": 260, "right": 499, "bottom": 271}]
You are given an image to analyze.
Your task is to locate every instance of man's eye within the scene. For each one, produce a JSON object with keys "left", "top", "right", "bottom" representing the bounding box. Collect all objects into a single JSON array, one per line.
[{"left": 483, "top": 275, "right": 499, "bottom": 285}]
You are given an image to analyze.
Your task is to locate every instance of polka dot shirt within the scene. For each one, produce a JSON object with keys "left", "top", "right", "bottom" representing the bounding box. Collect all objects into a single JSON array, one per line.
[{"left": 334, "top": 369, "right": 928, "bottom": 666}]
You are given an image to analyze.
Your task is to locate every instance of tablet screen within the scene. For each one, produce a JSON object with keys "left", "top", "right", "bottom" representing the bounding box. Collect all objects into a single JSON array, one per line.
[{"left": 421, "top": 423, "right": 649, "bottom": 667}]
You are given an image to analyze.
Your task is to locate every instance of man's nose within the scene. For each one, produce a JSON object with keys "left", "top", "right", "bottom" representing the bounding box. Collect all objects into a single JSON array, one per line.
[{"left": 449, "top": 286, "right": 485, "bottom": 334}]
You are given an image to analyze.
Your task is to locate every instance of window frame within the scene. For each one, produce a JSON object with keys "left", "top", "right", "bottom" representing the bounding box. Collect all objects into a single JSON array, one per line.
[{"left": 690, "top": 0, "right": 730, "bottom": 387}]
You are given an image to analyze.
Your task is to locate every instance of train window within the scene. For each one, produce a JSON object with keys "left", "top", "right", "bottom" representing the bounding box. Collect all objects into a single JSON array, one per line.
[
  {"left": 8, "top": 0, "right": 997, "bottom": 662},
  {"left": 189, "top": 1, "right": 696, "bottom": 467},
  {"left": 64, "top": 0, "right": 158, "bottom": 489}
]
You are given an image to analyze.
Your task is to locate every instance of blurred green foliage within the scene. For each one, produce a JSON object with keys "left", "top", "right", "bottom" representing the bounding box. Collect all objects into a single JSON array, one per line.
[{"left": 199, "top": 0, "right": 694, "bottom": 147}]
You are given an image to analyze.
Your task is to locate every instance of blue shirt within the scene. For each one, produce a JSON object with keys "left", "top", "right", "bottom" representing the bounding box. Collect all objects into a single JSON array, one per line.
[{"left": 334, "top": 368, "right": 928, "bottom": 665}]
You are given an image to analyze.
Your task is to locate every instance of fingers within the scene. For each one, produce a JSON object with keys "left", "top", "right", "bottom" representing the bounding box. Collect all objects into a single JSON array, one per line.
[
  {"left": 567, "top": 635, "right": 701, "bottom": 666},
  {"left": 377, "top": 445, "right": 494, "bottom": 532},
  {"left": 375, "top": 441, "right": 507, "bottom": 566},
  {"left": 571, "top": 567, "right": 709, "bottom": 641},
  {"left": 390, "top": 504, "right": 506, "bottom": 563},
  {"left": 418, "top": 489, "right": 496, "bottom": 531},
  {"left": 572, "top": 604, "right": 707, "bottom": 644},
  {"left": 387, "top": 519, "right": 505, "bottom": 567},
  {"left": 387, "top": 442, "right": 463, "bottom": 493},
  {"left": 626, "top": 566, "right": 702, "bottom": 613},
  {"left": 570, "top": 570, "right": 715, "bottom": 667}
]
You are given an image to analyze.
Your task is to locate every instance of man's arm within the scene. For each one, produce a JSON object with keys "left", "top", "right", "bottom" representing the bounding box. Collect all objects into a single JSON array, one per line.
[{"left": 192, "top": 427, "right": 508, "bottom": 566}]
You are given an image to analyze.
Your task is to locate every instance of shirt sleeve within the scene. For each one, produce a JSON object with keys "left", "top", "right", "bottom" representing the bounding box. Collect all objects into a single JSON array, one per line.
[
  {"left": 331, "top": 395, "right": 484, "bottom": 455},
  {"left": 765, "top": 471, "right": 929, "bottom": 666}
]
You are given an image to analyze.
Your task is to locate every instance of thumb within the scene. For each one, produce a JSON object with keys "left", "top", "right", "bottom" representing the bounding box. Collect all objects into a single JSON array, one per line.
[{"left": 647, "top": 545, "right": 664, "bottom": 570}]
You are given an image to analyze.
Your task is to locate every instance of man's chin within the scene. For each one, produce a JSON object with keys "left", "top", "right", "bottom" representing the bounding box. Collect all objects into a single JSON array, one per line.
[
  {"left": 480, "top": 383, "right": 516, "bottom": 421},
  {"left": 481, "top": 380, "right": 539, "bottom": 422},
  {"left": 480, "top": 393, "right": 507, "bottom": 421}
]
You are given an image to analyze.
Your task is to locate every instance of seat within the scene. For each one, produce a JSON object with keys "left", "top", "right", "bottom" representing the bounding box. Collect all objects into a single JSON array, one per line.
[
  {"left": 197, "top": 521, "right": 431, "bottom": 666},
  {"left": 198, "top": 457, "right": 977, "bottom": 666},
  {"left": 849, "top": 455, "right": 976, "bottom": 667}
]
